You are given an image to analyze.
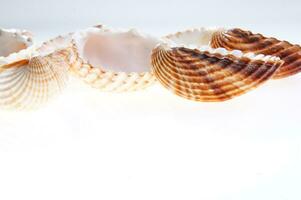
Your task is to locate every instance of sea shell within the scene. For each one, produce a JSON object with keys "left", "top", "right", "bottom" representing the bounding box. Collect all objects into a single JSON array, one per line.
[
  {"left": 71, "top": 25, "right": 160, "bottom": 92},
  {"left": 151, "top": 30, "right": 284, "bottom": 102},
  {"left": 0, "top": 28, "right": 33, "bottom": 63},
  {"left": 211, "top": 28, "right": 301, "bottom": 79},
  {"left": 0, "top": 32, "right": 73, "bottom": 110}
]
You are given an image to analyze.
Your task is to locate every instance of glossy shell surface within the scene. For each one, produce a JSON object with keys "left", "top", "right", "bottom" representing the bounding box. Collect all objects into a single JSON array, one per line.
[{"left": 152, "top": 30, "right": 284, "bottom": 102}]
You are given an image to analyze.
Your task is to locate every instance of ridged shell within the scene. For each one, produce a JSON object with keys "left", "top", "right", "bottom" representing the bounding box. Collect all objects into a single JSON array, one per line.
[
  {"left": 0, "top": 31, "right": 73, "bottom": 110},
  {"left": 0, "top": 49, "right": 71, "bottom": 110},
  {"left": 71, "top": 25, "right": 159, "bottom": 92},
  {"left": 211, "top": 28, "right": 301, "bottom": 79},
  {"left": 151, "top": 44, "right": 284, "bottom": 102}
]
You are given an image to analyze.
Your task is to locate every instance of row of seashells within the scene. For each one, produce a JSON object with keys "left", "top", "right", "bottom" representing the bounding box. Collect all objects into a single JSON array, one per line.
[{"left": 0, "top": 25, "right": 300, "bottom": 109}]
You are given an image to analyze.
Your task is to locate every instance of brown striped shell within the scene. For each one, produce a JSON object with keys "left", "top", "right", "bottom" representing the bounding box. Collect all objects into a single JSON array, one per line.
[
  {"left": 211, "top": 28, "right": 301, "bottom": 79},
  {"left": 151, "top": 43, "right": 284, "bottom": 102},
  {"left": 70, "top": 25, "right": 159, "bottom": 92},
  {"left": 0, "top": 33, "right": 73, "bottom": 110}
]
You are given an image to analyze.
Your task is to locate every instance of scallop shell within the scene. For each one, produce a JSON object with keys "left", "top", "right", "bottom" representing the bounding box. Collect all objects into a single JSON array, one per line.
[
  {"left": 211, "top": 28, "right": 301, "bottom": 79},
  {"left": 0, "top": 32, "right": 73, "bottom": 110},
  {"left": 71, "top": 25, "right": 160, "bottom": 92},
  {"left": 151, "top": 32, "right": 284, "bottom": 102}
]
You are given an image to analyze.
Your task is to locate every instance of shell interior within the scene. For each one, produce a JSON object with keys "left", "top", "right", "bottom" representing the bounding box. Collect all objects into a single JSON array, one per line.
[
  {"left": 74, "top": 27, "right": 160, "bottom": 73},
  {"left": 0, "top": 29, "right": 32, "bottom": 58},
  {"left": 164, "top": 27, "right": 220, "bottom": 48}
]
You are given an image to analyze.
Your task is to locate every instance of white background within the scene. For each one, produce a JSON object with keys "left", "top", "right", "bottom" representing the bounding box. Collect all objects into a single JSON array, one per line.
[{"left": 0, "top": 0, "right": 301, "bottom": 200}]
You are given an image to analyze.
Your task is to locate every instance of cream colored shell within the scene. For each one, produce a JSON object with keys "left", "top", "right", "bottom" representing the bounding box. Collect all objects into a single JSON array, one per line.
[
  {"left": 0, "top": 28, "right": 33, "bottom": 60},
  {"left": 71, "top": 25, "right": 159, "bottom": 92},
  {"left": 0, "top": 30, "right": 73, "bottom": 110}
]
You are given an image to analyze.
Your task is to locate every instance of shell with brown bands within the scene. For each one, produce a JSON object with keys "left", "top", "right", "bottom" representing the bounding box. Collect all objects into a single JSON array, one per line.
[
  {"left": 151, "top": 45, "right": 284, "bottom": 102},
  {"left": 211, "top": 28, "right": 301, "bottom": 79}
]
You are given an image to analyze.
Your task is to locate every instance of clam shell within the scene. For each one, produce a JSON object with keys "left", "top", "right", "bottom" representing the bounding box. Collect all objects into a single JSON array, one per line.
[
  {"left": 211, "top": 28, "right": 301, "bottom": 79},
  {"left": 0, "top": 32, "right": 73, "bottom": 110},
  {"left": 0, "top": 28, "right": 33, "bottom": 64},
  {"left": 71, "top": 25, "right": 159, "bottom": 92},
  {"left": 0, "top": 49, "right": 71, "bottom": 110},
  {"left": 151, "top": 43, "right": 283, "bottom": 102}
]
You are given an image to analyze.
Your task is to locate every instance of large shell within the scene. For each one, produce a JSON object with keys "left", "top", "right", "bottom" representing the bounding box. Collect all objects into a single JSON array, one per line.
[
  {"left": 151, "top": 30, "right": 284, "bottom": 102},
  {"left": 0, "top": 32, "right": 73, "bottom": 110},
  {"left": 211, "top": 28, "right": 301, "bottom": 79},
  {"left": 71, "top": 25, "right": 160, "bottom": 92}
]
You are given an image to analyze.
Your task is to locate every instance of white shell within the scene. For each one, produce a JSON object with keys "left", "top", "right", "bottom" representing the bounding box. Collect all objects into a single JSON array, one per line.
[
  {"left": 71, "top": 25, "right": 160, "bottom": 92},
  {"left": 0, "top": 28, "right": 33, "bottom": 64}
]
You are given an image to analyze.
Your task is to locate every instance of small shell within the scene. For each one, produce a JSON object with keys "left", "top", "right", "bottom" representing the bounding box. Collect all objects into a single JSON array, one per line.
[
  {"left": 71, "top": 25, "right": 160, "bottom": 92},
  {"left": 211, "top": 28, "right": 301, "bottom": 79},
  {"left": 0, "top": 28, "right": 33, "bottom": 64},
  {"left": 0, "top": 49, "right": 71, "bottom": 110},
  {"left": 0, "top": 32, "right": 73, "bottom": 110},
  {"left": 151, "top": 43, "right": 283, "bottom": 102},
  {"left": 0, "top": 29, "right": 32, "bottom": 65}
]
